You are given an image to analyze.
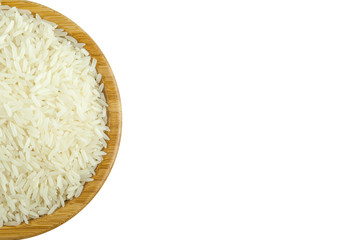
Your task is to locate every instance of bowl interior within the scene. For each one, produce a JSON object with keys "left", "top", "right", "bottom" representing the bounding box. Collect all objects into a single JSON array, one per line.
[{"left": 0, "top": 1, "right": 122, "bottom": 239}]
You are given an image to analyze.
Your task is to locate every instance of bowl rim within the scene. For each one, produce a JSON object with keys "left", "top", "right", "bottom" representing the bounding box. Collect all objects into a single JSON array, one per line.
[{"left": 0, "top": 1, "right": 122, "bottom": 239}]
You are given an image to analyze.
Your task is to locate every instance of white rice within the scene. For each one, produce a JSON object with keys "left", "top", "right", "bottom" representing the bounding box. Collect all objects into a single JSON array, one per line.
[{"left": 0, "top": 6, "right": 109, "bottom": 227}]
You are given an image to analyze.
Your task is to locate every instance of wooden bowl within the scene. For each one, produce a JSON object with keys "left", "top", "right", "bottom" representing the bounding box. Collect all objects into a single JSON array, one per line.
[{"left": 0, "top": 1, "right": 122, "bottom": 239}]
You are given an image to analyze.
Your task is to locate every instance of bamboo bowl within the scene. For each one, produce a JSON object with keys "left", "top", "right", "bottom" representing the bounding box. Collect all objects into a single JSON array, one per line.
[{"left": 0, "top": 1, "right": 122, "bottom": 239}]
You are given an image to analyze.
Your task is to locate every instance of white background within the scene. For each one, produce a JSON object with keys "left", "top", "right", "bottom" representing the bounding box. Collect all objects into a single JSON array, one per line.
[{"left": 29, "top": 0, "right": 360, "bottom": 239}]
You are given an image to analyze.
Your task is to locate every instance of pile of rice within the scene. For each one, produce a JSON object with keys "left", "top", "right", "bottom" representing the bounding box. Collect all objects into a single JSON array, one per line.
[{"left": 0, "top": 6, "right": 109, "bottom": 226}]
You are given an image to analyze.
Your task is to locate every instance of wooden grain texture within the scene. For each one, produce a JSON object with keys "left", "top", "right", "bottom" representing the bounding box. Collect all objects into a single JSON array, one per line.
[{"left": 0, "top": 1, "right": 122, "bottom": 239}]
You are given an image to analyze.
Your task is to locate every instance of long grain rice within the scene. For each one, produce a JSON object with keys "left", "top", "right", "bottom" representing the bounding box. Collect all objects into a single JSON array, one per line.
[{"left": 0, "top": 6, "right": 109, "bottom": 226}]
